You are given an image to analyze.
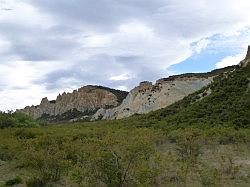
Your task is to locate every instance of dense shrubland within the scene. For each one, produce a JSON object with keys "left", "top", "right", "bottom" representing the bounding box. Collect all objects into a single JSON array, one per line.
[{"left": 0, "top": 126, "right": 249, "bottom": 186}]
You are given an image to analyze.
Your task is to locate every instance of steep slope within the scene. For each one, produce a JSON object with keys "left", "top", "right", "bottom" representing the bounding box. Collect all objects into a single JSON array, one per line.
[
  {"left": 19, "top": 85, "right": 128, "bottom": 120},
  {"left": 121, "top": 47, "right": 250, "bottom": 129}
]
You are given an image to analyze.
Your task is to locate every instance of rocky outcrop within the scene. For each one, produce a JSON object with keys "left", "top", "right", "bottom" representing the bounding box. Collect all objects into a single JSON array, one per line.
[
  {"left": 19, "top": 86, "right": 128, "bottom": 119},
  {"left": 246, "top": 45, "right": 250, "bottom": 60},
  {"left": 240, "top": 45, "right": 250, "bottom": 67},
  {"left": 93, "top": 45, "right": 250, "bottom": 121},
  {"left": 19, "top": 46, "right": 249, "bottom": 121},
  {"left": 92, "top": 76, "right": 213, "bottom": 120}
]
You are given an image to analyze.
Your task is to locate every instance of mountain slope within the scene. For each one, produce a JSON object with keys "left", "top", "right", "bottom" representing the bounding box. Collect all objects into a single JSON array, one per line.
[
  {"left": 119, "top": 50, "right": 250, "bottom": 129},
  {"left": 93, "top": 65, "right": 239, "bottom": 120}
]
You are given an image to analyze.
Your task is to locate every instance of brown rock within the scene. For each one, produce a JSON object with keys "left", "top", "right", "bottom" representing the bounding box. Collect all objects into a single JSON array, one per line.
[{"left": 19, "top": 85, "right": 128, "bottom": 119}]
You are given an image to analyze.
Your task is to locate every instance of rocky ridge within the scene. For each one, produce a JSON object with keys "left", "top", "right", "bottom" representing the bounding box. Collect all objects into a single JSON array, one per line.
[
  {"left": 92, "top": 76, "right": 213, "bottom": 120},
  {"left": 19, "top": 86, "right": 128, "bottom": 119}
]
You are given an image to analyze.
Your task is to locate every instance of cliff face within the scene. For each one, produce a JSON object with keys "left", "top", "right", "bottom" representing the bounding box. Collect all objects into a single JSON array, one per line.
[
  {"left": 19, "top": 86, "right": 128, "bottom": 119},
  {"left": 239, "top": 45, "right": 250, "bottom": 68},
  {"left": 93, "top": 76, "right": 213, "bottom": 120}
]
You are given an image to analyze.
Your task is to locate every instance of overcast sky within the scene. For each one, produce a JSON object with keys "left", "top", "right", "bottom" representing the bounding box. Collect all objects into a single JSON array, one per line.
[{"left": 0, "top": 0, "right": 250, "bottom": 111}]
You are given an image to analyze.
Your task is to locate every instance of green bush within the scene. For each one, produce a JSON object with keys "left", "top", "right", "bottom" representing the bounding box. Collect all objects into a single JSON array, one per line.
[
  {"left": 199, "top": 165, "right": 220, "bottom": 186},
  {"left": 5, "top": 176, "right": 22, "bottom": 186},
  {"left": 26, "top": 177, "right": 46, "bottom": 187},
  {"left": 0, "top": 112, "right": 39, "bottom": 129},
  {"left": 14, "top": 129, "right": 37, "bottom": 139}
]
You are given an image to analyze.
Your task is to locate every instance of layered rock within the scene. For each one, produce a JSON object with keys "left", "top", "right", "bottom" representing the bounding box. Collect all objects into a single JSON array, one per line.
[
  {"left": 93, "top": 76, "right": 213, "bottom": 120},
  {"left": 19, "top": 85, "right": 128, "bottom": 119}
]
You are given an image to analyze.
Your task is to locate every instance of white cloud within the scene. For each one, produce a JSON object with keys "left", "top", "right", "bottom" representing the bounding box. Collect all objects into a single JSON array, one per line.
[
  {"left": 119, "top": 21, "right": 154, "bottom": 39},
  {"left": 116, "top": 85, "right": 129, "bottom": 91},
  {"left": 0, "top": 0, "right": 53, "bottom": 27},
  {"left": 194, "top": 39, "right": 211, "bottom": 54},
  {"left": 216, "top": 53, "right": 245, "bottom": 68},
  {"left": 109, "top": 73, "right": 134, "bottom": 81},
  {"left": 0, "top": 60, "right": 74, "bottom": 110},
  {"left": 83, "top": 34, "right": 111, "bottom": 48},
  {"left": 0, "top": 36, "right": 11, "bottom": 53}
]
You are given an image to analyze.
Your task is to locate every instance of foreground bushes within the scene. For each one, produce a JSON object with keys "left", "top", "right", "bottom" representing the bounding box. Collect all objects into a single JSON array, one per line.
[
  {"left": 0, "top": 126, "right": 249, "bottom": 186},
  {"left": 0, "top": 112, "right": 40, "bottom": 129}
]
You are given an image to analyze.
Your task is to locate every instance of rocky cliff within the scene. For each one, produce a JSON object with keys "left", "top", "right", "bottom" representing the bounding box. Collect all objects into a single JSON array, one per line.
[
  {"left": 19, "top": 86, "right": 128, "bottom": 119},
  {"left": 240, "top": 45, "right": 250, "bottom": 67},
  {"left": 92, "top": 76, "right": 214, "bottom": 120}
]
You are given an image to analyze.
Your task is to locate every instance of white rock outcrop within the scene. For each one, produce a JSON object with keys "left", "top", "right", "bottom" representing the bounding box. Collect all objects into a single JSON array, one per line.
[{"left": 93, "top": 76, "right": 213, "bottom": 120}]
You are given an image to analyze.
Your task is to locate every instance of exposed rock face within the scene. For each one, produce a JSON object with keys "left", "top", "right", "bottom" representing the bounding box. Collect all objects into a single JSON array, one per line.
[
  {"left": 246, "top": 46, "right": 250, "bottom": 60},
  {"left": 19, "top": 86, "right": 128, "bottom": 119},
  {"left": 92, "top": 76, "right": 213, "bottom": 120},
  {"left": 240, "top": 45, "right": 250, "bottom": 67}
]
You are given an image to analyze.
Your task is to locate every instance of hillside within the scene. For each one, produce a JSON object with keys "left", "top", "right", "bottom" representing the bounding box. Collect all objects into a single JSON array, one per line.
[
  {"left": 114, "top": 51, "right": 250, "bottom": 129},
  {"left": 93, "top": 65, "right": 239, "bottom": 120}
]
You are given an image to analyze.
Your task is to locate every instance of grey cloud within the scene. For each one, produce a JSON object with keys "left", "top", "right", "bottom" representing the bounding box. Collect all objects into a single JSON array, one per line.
[
  {"left": 115, "top": 55, "right": 140, "bottom": 62},
  {"left": 0, "top": 23, "right": 80, "bottom": 61},
  {"left": 25, "top": 0, "right": 249, "bottom": 40},
  {"left": 34, "top": 54, "right": 166, "bottom": 91},
  {"left": 26, "top": 0, "right": 166, "bottom": 32}
]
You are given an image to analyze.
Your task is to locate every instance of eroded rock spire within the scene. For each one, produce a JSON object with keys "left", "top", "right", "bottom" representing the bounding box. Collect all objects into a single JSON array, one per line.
[{"left": 245, "top": 45, "right": 250, "bottom": 60}]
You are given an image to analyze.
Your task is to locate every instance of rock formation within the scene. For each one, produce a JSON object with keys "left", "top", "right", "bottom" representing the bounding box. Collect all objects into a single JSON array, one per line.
[
  {"left": 19, "top": 86, "right": 128, "bottom": 119},
  {"left": 239, "top": 45, "right": 250, "bottom": 67},
  {"left": 19, "top": 46, "right": 249, "bottom": 121},
  {"left": 92, "top": 76, "right": 213, "bottom": 120},
  {"left": 93, "top": 45, "right": 250, "bottom": 120}
]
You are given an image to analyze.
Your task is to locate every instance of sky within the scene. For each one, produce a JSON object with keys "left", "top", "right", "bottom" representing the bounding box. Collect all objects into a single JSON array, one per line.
[{"left": 0, "top": 0, "right": 250, "bottom": 111}]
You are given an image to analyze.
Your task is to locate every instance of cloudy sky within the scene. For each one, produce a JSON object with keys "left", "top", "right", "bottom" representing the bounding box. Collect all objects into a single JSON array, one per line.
[{"left": 0, "top": 0, "right": 250, "bottom": 111}]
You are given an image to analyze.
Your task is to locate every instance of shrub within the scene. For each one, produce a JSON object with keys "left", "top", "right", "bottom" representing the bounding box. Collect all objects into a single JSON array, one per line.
[
  {"left": 5, "top": 176, "right": 22, "bottom": 186},
  {"left": 0, "top": 112, "right": 17, "bottom": 128},
  {"left": 0, "top": 112, "right": 38, "bottom": 128},
  {"left": 26, "top": 177, "right": 46, "bottom": 187},
  {"left": 14, "top": 129, "right": 37, "bottom": 139},
  {"left": 199, "top": 165, "right": 220, "bottom": 186}
]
